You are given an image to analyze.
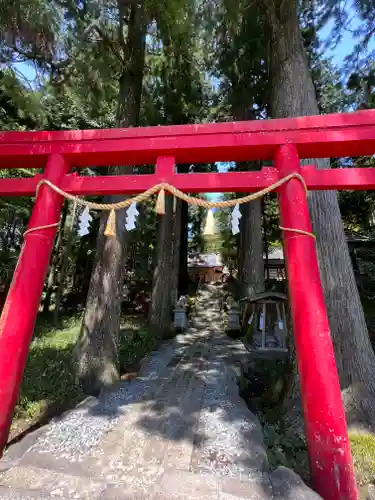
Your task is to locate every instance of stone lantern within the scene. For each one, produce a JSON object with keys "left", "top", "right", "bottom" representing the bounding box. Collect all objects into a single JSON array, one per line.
[
  {"left": 173, "top": 295, "right": 188, "bottom": 332},
  {"left": 241, "top": 292, "right": 289, "bottom": 359},
  {"left": 225, "top": 295, "right": 241, "bottom": 337}
]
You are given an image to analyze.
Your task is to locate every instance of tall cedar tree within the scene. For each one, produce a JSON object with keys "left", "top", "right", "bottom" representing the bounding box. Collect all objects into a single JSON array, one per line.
[
  {"left": 74, "top": 2, "right": 146, "bottom": 395},
  {"left": 259, "top": 0, "right": 375, "bottom": 427}
]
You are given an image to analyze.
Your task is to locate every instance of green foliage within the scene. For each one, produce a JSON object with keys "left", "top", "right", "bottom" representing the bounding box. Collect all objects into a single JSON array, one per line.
[
  {"left": 260, "top": 418, "right": 375, "bottom": 488},
  {"left": 0, "top": 0, "right": 61, "bottom": 64},
  {"left": 145, "top": 0, "right": 209, "bottom": 126},
  {"left": 349, "top": 429, "right": 375, "bottom": 486},
  {"left": 0, "top": 68, "right": 44, "bottom": 130},
  {"left": 262, "top": 420, "right": 375, "bottom": 487},
  {"left": 43, "top": 85, "right": 117, "bottom": 130},
  {"left": 119, "top": 324, "right": 159, "bottom": 367},
  {"left": 338, "top": 156, "right": 375, "bottom": 234},
  {"left": 262, "top": 419, "right": 310, "bottom": 481},
  {"left": 14, "top": 320, "right": 83, "bottom": 421},
  {"left": 313, "top": 58, "right": 350, "bottom": 113},
  {"left": 125, "top": 201, "right": 157, "bottom": 288},
  {"left": 208, "top": 0, "right": 269, "bottom": 120}
]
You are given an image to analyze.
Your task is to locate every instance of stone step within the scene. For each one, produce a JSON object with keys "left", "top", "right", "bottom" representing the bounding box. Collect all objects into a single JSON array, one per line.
[
  {"left": 0, "top": 485, "right": 70, "bottom": 500},
  {"left": 0, "top": 465, "right": 272, "bottom": 500},
  {"left": 153, "top": 468, "right": 272, "bottom": 500},
  {"left": 13, "top": 339, "right": 208, "bottom": 481},
  {"left": 82, "top": 343, "right": 209, "bottom": 483},
  {"left": 0, "top": 465, "right": 106, "bottom": 499}
]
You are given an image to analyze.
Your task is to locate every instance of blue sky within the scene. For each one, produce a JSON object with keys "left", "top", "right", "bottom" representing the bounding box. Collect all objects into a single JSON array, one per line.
[
  {"left": 320, "top": 20, "right": 354, "bottom": 67},
  {"left": 320, "top": 3, "right": 374, "bottom": 69},
  {"left": 12, "top": 61, "right": 37, "bottom": 83}
]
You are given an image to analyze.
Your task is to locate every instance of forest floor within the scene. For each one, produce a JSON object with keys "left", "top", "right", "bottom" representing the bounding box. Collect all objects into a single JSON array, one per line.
[{"left": 8, "top": 313, "right": 157, "bottom": 445}]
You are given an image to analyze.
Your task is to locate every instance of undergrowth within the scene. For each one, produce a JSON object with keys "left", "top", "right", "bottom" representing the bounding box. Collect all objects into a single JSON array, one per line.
[
  {"left": 349, "top": 429, "right": 375, "bottom": 487},
  {"left": 240, "top": 366, "right": 375, "bottom": 490},
  {"left": 260, "top": 414, "right": 375, "bottom": 490},
  {"left": 260, "top": 417, "right": 310, "bottom": 484},
  {"left": 14, "top": 320, "right": 82, "bottom": 422},
  {"left": 119, "top": 323, "right": 160, "bottom": 367}
]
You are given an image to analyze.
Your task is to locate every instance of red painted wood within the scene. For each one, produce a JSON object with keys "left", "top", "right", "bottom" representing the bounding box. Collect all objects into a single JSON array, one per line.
[
  {"left": 0, "top": 169, "right": 280, "bottom": 196},
  {"left": 1, "top": 109, "right": 374, "bottom": 143},
  {"left": 301, "top": 165, "right": 375, "bottom": 190},
  {"left": 276, "top": 144, "right": 359, "bottom": 500},
  {"left": 0, "top": 111, "right": 370, "bottom": 494},
  {"left": 0, "top": 154, "right": 70, "bottom": 455},
  {"left": 0, "top": 176, "right": 41, "bottom": 196},
  {"left": 0, "top": 110, "right": 375, "bottom": 168},
  {"left": 2, "top": 166, "right": 375, "bottom": 197}
]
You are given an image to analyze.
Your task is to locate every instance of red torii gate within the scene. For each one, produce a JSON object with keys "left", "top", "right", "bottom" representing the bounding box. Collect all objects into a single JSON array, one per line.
[{"left": 1, "top": 110, "right": 375, "bottom": 499}]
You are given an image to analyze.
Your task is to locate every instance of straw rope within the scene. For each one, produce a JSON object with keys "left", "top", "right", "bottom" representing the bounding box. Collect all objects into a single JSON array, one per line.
[
  {"left": 24, "top": 222, "right": 60, "bottom": 238},
  {"left": 24, "top": 173, "right": 315, "bottom": 240},
  {"left": 35, "top": 172, "right": 306, "bottom": 210}
]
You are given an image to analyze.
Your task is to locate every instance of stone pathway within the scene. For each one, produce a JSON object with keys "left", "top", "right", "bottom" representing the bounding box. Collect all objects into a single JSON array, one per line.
[{"left": 0, "top": 286, "right": 321, "bottom": 499}]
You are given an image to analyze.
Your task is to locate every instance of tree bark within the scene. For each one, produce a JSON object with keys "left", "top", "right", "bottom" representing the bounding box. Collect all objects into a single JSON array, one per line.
[
  {"left": 263, "top": 0, "right": 375, "bottom": 427},
  {"left": 43, "top": 258, "right": 56, "bottom": 314},
  {"left": 178, "top": 201, "right": 189, "bottom": 295},
  {"left": 238, "top": 200, "right": 264, "bottom": 298},
  {"left": 232, "top": 104, "right": 264, "bottom": 298},
  {"left": 262, "top": 199, "right": 270, "bottom": 283},
  {"left": 74, "top": 3, "right": 146, "bottom": 395},
  {"left": 53, "top": 203, "right": 77, "bottom": 325},
  {"left": 149, "top": 195, "right": 175, "bottom": 336},
  {"left": 170, "top": 198, "right": 182, "bottom": 307},
  {"left": 43, "top": 202, "right": 68, "bottom": 314}
]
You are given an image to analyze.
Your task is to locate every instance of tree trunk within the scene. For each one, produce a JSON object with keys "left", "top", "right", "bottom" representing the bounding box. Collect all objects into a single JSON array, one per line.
[
  {"left": 233, "top": 104, "right": 264, "bottom": 298},
  {"left": 73, "top": 221, "right": 98, "bottom": 301},
  {"left": 43, "top": 257, "right": 57, "bottom": 314},
  {"left": 43, "top": 203, "right": 68, "bottom": 314},
  {"left": 53, "top": 203, "right": 76, "bottom": 325},
  {"left": 74, "top": 203, "right": 127, "bottom": 395},
  {"left": 149, "top": 195, "right": 175, "bottom": 336},
  {"left": 179, "top": 201, "right": 189, "bottom": 295},
  {"left": 262, "top": 199, "right": 270, "bottom": 283},
  {"left": 238, "top": 200, "right": 264, "bottom": 298},
  {"left": 263, "top": 0, "right": 375, "bottom": 427},
  {"left": 74, "top": 3, "right": 146, "bottom": 395},
  {"left": 170, "top": 198, "right": 182, "bottom": 307},
  {"left": 80, "top": 250, "right": 94, "bottom": 300}
]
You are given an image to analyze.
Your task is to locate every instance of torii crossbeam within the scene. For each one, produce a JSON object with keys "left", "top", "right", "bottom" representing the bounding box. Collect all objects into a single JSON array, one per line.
[{"left": 1, "top": 110, "right": 375, "bottom": 500}]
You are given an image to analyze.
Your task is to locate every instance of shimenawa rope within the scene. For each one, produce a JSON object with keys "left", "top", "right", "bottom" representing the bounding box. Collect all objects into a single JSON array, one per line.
[{"left": 23, "top": 174, "right": 315, "bottom": 240}]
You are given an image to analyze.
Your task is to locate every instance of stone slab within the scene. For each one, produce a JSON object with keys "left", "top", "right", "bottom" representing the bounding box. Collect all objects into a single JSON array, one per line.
[
  {"left": 220, "top": 475, "right": 273, "bottom": 499},
  {"left": 270, "top": 467, "right": 323, "bottom": 499},
  {"left": 155, "top": 469, "right": 219, "bottom": 498},
  {"left": 0, "top": 466, "right": 105, "bottom": 499},
  {"left": 0, "top": 486, "right": 70, "bottom": 500}
]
